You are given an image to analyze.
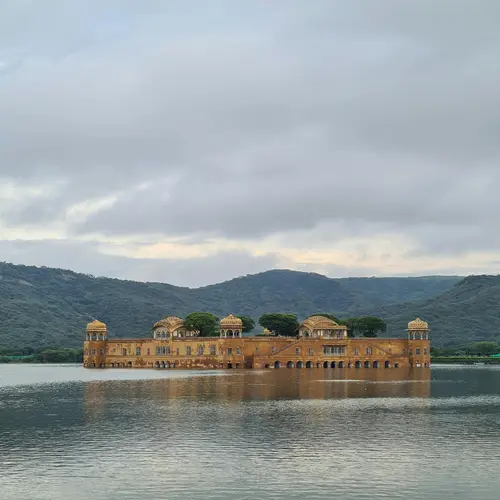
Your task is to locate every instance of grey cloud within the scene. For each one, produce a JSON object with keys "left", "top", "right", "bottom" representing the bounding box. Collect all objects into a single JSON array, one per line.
[{"left": 1, "top": 1, "right": 500, "bottom": 274}]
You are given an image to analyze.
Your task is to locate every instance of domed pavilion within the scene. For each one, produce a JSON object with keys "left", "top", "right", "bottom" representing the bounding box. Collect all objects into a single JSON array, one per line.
[
  {"left": 299, "top": 315, "right": 347, "bottom": 339},
  {"left": 220, "top": 314, "right": 243, "bottom": 338}
]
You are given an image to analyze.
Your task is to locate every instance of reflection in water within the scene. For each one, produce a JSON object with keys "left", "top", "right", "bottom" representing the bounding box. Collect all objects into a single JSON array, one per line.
[
  {"left": 1, "top": 366, "right": 500, "bottom": 500},
  {"left": 83, "top": 368, "right": 431, "bottom": 416}
]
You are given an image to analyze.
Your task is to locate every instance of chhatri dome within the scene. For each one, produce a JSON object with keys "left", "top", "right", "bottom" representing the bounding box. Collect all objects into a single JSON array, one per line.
[
  {"left": 220, "top": 314, "right": 243, "bottom": 327},
  {"left": 407, "top": 318, "right": 429, "bottom": 330},
  {"left": 153, "top": 316, "right": 184, "bottom": 330},
  {"left": 86, "top": 319, "right": 107, "bottom": 332},
  {"left": 301, "top": 315, "right": 341, "bottom": 330}
]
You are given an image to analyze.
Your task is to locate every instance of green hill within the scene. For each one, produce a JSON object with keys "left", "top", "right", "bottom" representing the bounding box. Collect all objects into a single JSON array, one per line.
[
  {"left": 374, "top": 275, "right": 500, "bottom": 347},
  {"left": 0, "top": 262, "right": 462, "bottom": 349}
]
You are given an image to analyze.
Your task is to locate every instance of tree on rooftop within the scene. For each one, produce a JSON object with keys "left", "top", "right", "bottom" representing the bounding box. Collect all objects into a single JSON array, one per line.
[
  {"left": 237, "top": 316, "right": 255, "bottom": 333},
  {"left": 258, "top": 313, "right": 299, "bottom": 337},
  {"left": 355, "top": 316, "right": 387, "bottom": 338},
  {"left": 184, "top": 312, "right": 219, "bottom": 337}
]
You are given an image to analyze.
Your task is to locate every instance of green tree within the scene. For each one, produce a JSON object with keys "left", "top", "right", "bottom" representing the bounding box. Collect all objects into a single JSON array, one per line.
[
  {"left": 184, "top": 312, "right": 219, "bottom": 337},
  {"left": 354, "top": 316, "right": 387, "bottom": 337},
  {"left": 469, "top": 341, "right": 499, "bottom": 356},
  {"left": 38, "top": 349, "right": 71, "bottom": 363},
  {"left": 237, "top": 316, "right": 255, "bottom": 333},
  {"left": 338, "top": 318, "right": 357, "bottom": 338},
  {"left": 258, "top": 313, "right": 299, "bottom": 337}
]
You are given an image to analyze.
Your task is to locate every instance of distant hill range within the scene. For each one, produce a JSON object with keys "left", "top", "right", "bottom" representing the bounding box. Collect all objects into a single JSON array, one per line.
[{"left": 1, "top": 261, "right": 495, "bottom": 349}]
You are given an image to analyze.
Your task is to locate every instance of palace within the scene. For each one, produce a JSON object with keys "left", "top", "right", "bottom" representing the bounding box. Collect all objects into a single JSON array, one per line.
[{"left": 83, "top": 314, "right": 431, "bottom": 369}]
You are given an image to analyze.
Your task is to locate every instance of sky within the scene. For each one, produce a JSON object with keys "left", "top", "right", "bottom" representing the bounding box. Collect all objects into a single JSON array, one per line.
[{"left": 1, "top": 1, "right": 499, "bottom": 287}]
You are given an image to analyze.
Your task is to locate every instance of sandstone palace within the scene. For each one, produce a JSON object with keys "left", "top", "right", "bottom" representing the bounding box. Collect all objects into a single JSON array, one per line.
[{"left": 83, "top": 314, "right": 430, "bottom": 369}]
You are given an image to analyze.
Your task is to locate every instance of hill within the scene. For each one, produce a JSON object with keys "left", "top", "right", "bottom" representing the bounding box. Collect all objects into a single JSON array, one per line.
[
  {"left": 0, "top": 262, "right": 461, "bottom": 349},
  {"left": 375, "top": 275, "right": 500, "bottom": 347}
]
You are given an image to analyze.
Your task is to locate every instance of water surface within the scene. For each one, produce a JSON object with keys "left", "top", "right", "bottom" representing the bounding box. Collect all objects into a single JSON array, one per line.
[{"left": 1, "top": 364, "right": 499, "bottom": 499}]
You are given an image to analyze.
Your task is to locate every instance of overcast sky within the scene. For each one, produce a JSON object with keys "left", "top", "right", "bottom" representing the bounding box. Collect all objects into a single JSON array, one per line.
[{"left": 1, "top": 1, "right": 499, "bottom": 287}]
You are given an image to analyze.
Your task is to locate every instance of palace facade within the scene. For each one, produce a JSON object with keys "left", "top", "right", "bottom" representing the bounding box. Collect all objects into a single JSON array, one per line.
[{"left": 83, "top": 314, "right": 431, "bottom": 369}]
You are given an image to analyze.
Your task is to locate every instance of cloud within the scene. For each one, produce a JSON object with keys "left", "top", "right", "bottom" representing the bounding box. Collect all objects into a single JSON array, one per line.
[
  {"left": 0, "top": 1, "right": 499, "bottom": 284},
  {"left": 0, "top": 239, "right": 281, "bottom": 287}
]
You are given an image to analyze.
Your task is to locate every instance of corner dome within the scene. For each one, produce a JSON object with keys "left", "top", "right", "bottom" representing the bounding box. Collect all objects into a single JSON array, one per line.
[
  {"left": 86, "top": 319, "right": 107, "bottom": 332},
  {"left": 408, "top": 318, "right": 429, "bottom": 330},
  {"left": 220, "top": 314, "right": 243, "bottom": 327}
]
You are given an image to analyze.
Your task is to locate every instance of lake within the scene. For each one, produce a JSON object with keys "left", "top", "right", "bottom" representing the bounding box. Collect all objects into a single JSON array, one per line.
[{"left": 1, "top": 365, "right": 500, "bottom": 499}]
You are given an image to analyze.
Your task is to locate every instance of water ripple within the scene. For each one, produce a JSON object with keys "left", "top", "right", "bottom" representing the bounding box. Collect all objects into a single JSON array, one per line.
[{"left": 1, "top": 365, "right": 500, "bottom": 499}]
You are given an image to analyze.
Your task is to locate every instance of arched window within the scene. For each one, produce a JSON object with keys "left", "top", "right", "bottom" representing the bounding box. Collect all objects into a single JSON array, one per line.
[
  {"left": 136, "top": 347, "right": 141, "bottom": 356},
  {"left": 295, "top": 347, "right": 301, "bottom": 355},
  {"left": 198, "top": 346, "right": 204, "bottom": 355},
  {"left": 210, "top": 345, "right": 216, "bottom": 355},
  {"left": 236, "top": 347, "right": 241, "bottom": 354},
  {"left": 366, "top": 347, "right": 372, "bottom": 355},
  {"left": 186, "top": 346, "right": 192, "bottom": 355}
]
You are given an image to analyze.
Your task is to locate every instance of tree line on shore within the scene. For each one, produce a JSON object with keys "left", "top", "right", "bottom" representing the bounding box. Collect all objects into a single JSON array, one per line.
[
  {"left": 0, "top": 346, "right": 83, "bottom": 364},
  {"left": 431, "top": 341, "right": 500, "bottom": 357}
]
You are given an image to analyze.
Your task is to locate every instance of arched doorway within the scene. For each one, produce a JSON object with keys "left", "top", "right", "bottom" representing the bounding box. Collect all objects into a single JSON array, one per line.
[
  {"left": 373, "top": 361, "right": 379, "bottom": 368},
  {"left": 160, "top": 361, "right": 165, "bottom": 368},
  {"left": 364, "top": 361, "right": 370, "bottom": 368},
  {"left": 355, "top": 360, "right": 361, "bottom": 368},
  {"left": 323, "top": 361, "right": 329, "bottom": 368},
  {"left": 296, "top": 361, "right": 303, "bottom": 368},
  {"left": 155, "top": 361, "right": 160, "bottom": 368},
  {"left": 287, "top": 361, "right": 294, "bottom": 368},
  {"left": 338, "top": 361, "right": 345, "bottom": 368},
  {"left": 306, "top": 361, "right": 312, "bottom": 368},
  {"left": 274, "top": 360, "right": 281, "bottom": 369},
  {"left": 384, "top": 361, "right": 391, "bottom": 368},
  {"left": 165, "top": 361, "right": 170, "bottom": 368},
  {"left": 331, "top": 361, "right": 336, "bottom": 368}
]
